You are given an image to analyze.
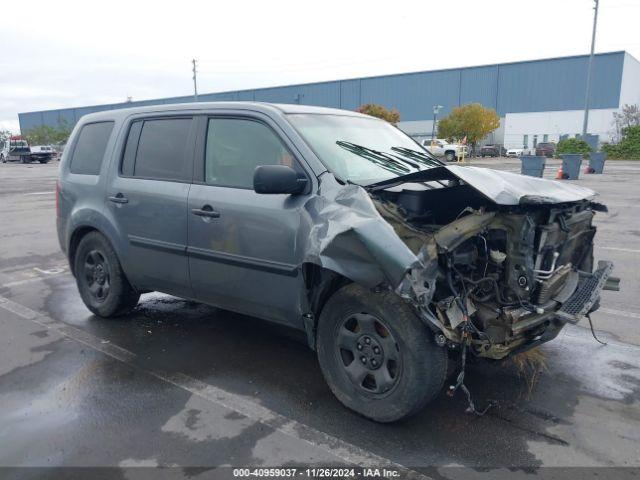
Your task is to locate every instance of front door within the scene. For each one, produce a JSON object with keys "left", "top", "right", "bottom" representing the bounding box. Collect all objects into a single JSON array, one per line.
[
  {"left": 107, "top": 116, "right": 195, "bottom": 297},
  {"left": 187, "top": 116, "right": 312, "bottom": 327}
]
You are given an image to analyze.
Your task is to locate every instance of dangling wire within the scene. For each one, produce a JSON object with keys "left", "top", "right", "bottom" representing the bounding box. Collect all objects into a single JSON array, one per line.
[
  {"left": 447, "top": 329, "right": 497, "bottom": 416},
  {"left": 586, "top": 313, "right": 607, "bottom": 345}
]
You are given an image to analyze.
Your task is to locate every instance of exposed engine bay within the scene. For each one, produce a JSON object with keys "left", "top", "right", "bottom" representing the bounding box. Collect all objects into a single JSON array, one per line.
[{"left": 366, "top": 168, "right": 619, "bottom": 360}]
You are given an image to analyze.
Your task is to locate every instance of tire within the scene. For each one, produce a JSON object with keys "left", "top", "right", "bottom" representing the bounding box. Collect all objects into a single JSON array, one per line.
[
  {"left": 21, "top": 157, "right": 29, "bottom": 164},
  {"left": 444, "top": 151, "right": 456, "bottom": 162},
  {"left": 73, "top": 231, "right": 140, "bottom": 317},
  {"left": 316, "top": 284, "right": 447, "bottom": 423},
  {"left": 39, "top": 159, "right": 49, "bottom": 164},
  {"left": 1, "top": 154, "right": 5, "bottom": 163}
]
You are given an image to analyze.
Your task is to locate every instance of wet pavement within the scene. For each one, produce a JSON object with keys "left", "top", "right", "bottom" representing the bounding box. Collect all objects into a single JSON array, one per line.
[{"left": 1, "top": 160, "right": 639, "bottom": 477}]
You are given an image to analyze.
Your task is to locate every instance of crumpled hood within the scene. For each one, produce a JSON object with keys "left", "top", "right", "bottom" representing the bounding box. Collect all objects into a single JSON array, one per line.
[
  {"left": 447, "top": 165, "right": 596, "bottom": 205},
  {"left": 367, "top": 165, "right": 597, "bottom": 205}
]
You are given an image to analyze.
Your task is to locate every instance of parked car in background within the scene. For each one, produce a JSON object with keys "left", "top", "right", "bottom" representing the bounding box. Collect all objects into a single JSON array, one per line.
[
  {"left": 421, "top": 138, "right": 467, "bottom": 162},
  {"left": 57, "top": 102, "right": 616, "bottom": 422},
  {"left": 1, "top": 136, "right": 31, "bottom": 163},
  {"left": 0, "top": 138, "right": 54, "bottom": 164},
  {"left": 506, "top": 147, "right": 525, "bottom": 158},
  {"left": 535, "top": 142, "right": 556, "bottom": 157},
  {"left": 29, "top": 145, "right": 55, "bottom": 163},
  {"left": 479, "top": 144, "right": 506, "bottom": 157}
]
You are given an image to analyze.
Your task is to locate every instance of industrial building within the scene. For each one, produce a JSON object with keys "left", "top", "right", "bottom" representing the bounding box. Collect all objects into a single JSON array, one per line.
[{"left": 18, "top": 51, "right": 640, "bottom": 150}]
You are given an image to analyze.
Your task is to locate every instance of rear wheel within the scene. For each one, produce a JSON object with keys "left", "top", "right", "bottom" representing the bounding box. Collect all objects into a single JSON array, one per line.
[
  {"left": 444, "top": 151, "right": 456, "bottom": 162},
  {"left": 316, "top": 284, "right": 447, "bottom": 422},
  {"left": 74, "top": 231, "right": 140, "bottom": 317}
]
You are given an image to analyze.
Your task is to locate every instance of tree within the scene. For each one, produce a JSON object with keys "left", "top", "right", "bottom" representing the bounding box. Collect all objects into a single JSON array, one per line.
[
  {"left": 556, "top": 138, "right": 592, "bottom": 157},
  {"left": 0, "top": 129, "right": 12, "bottom": 145},
  {"left": 24, "top": 119, "right": 72, "bottom": 146},
  {"left": 356, "top": 104, "right": 401, "bottom": 124},
  {"left": 612, "top": 104, "right": 640, "bottom": 142},
  {"left": 437, "top": 103, "right": 500, "bottom": 154},
  {"left": 603, "top": 125, "right": 640, "bottom": 159},
  {"left": 24, "top": 125, "right": 58, "bottom": 145}
]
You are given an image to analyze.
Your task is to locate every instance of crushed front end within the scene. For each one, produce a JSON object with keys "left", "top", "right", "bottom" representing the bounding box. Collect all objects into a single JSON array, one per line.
[{"left": 368, "top": 166, "right": 619, "bottom": 360}]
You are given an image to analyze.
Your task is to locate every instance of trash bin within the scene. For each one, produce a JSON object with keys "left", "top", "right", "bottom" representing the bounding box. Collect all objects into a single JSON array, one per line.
[
  {"left": 588, "top": 152, "right": 606, "bottom": 174},
  {"left": 520, "top": 155, "right": 546, "bottom": 178},
  {"left": 561, "top": 154, "right": 583, "bottom": 180}
]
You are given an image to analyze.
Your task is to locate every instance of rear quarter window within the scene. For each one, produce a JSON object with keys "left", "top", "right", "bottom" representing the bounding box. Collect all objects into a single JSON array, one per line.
[{"left": 69, "top": 122, "right": 115, "bottom": 175}]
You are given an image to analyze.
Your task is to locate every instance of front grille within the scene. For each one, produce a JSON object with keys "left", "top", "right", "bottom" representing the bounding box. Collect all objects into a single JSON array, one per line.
[{"left": 557, "top": 260, "right": 613, "bottom": 323}]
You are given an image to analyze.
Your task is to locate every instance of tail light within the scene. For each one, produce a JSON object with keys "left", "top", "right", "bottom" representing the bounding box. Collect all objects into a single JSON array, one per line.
[{"left": 55, "top": 180, "right": 60, "bottom": 218}]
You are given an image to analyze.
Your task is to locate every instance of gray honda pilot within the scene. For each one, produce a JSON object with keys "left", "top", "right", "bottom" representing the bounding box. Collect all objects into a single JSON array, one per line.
[{"left": 57, "top": 102, "right": 616, "bottom": 422}]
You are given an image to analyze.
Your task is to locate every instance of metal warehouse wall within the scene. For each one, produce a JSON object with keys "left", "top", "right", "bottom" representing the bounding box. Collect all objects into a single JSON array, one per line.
[{"left": 18, "top": 51, "right": 626, "bottom": 133}]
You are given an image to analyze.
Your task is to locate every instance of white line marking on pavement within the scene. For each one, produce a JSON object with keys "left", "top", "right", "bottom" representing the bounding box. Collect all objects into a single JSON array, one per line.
[
  {"left": 597, "top": 246, "right": 640, "bottom": 254},
  {"left": 599, "top": 308, "right": 640, "bottom": 320},
  {"left": 34, "top": 266, "right": 65, "bottom": 275},
  {"left": 24, "top": 191, "right": 55, "bottom": 195},
  {"left": 0, "top": 295, "right": 428, "bottom": 478},
  {"left": 1, "top": 271, "right": 68, "bottom": 288}
]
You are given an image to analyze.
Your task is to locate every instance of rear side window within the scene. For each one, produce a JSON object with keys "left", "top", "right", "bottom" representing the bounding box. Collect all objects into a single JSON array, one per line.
[
  {"left": 69, "top": 122, "right": 114, "bottom": 175},
  {"left": 205, "top": 118, "right": 295, "bottom": 189},
  {"left": 123, "top": 118, "right": 192, "bottom": 181}
]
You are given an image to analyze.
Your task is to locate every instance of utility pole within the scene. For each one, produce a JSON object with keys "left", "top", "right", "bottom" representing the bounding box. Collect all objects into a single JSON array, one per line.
[
  {"left": 192, "top": 58, "right": 199, "bottom": 102},
  {"left": 582, "top": 0, "right": 599, "bottom": 138},
  {"left": 431, "top": 105, "right": 443, "bottom": 146}
]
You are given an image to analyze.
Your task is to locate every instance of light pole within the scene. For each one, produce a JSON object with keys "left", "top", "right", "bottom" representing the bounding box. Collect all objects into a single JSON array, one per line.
[
  {"left": 431, "top": 105, "right": 443, "bottom": 145},
  {"left": 582, "top": 0, "right": 599, "bottom": 138}
]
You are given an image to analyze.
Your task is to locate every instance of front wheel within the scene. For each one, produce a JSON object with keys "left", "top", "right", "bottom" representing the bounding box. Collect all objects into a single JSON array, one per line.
[
  {"left": 74, "top": 231, "right": 140, "bottom": 317},
  {"left": 444, "top": 151, "right": 456, "bottom": 162},
  {"left": 316, "top": 284, "right": 447, "bottom": 423}
]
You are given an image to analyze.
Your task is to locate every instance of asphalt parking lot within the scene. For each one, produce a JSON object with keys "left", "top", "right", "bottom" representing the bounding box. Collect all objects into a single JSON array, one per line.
[{"left": 1, "top": 159, "right": 639, "bottom": 477}]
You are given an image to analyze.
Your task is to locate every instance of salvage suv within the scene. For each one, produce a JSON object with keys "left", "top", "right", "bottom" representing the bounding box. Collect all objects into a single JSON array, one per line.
[{"left": 57, "top": 102, "right": 617, "bottom": 422}]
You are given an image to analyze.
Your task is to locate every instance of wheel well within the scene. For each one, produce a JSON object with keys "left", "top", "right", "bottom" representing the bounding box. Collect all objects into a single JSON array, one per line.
[
  {"left": 68, "top": 226, "right": 98, "bottom": 276},
  {"left": 302, "top": 263, "right": 352, "bottom": 349}
]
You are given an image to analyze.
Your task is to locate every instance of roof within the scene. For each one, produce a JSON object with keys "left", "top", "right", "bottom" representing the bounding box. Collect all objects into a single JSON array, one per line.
[{"left": 78, "top": 101, "right": 368, "bottom": 123}]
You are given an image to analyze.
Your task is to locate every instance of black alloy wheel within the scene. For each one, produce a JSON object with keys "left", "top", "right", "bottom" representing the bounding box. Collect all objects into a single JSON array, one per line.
[
  {"left": 316, "top": 284, "right": 447, "bottom": 422},
  {"left": 83, "top": 250, "right": 111, "bottom": 303},
  {"left": 335, "top": 313, "right": 401, "bottom": 395}
]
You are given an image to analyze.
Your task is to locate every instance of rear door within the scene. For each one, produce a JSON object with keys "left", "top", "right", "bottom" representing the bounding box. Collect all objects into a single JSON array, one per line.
[
  {"left": 106, "top": 116, "right": 195, "bottom": 297},
  {"left": 187, "top": 114, "right": 312, "bottom": 327}
]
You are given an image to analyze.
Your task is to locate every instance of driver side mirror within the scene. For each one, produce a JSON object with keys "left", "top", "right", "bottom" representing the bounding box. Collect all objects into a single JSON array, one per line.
[{"left": 253, "top": 165, "right": 308, "bottom": 195}]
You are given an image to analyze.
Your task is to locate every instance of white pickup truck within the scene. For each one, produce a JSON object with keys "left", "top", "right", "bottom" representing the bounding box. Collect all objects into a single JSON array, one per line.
[{"left": 421, "top": 138, "right": 467, "bottom": 161}]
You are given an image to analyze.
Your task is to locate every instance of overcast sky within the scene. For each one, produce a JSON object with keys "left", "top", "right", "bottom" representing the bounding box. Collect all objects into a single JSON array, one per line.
[{"left": 1, "top": 0, "right": 639, "bottom": 132}]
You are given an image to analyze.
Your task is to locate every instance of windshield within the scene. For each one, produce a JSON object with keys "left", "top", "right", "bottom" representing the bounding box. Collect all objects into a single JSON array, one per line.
[{"left": 287, "top": 114, "right": 440, "bottom": 185}]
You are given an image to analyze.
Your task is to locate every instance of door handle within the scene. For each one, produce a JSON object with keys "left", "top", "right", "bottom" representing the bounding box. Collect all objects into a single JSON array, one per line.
[
  {"left": 191, "top": 205, "right": 220, "bottom": 218},
  {"left": 108, "top": 193, "right": 129, "bottom": 204}
]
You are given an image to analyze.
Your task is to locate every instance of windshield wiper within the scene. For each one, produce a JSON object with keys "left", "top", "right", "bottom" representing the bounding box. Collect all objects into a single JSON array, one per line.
[
  {"left": 335, "top": 141, "right": 420, "bottom": 174},
  {"left": 390, "top": 146, "right": 445, "bottom": 167}
]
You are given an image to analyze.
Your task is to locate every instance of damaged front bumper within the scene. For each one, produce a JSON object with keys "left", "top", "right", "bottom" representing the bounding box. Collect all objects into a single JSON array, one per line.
[{"left": 479, "top": 260, "right": 616, "bottom": 359}]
